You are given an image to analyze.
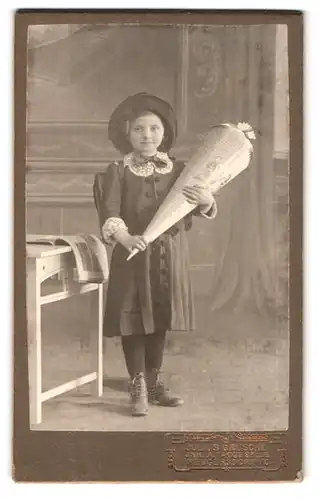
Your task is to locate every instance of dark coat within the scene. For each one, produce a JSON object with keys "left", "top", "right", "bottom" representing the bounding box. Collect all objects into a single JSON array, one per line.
[{"left": 93, "top": 160, "right": 212, "bottom": 338}]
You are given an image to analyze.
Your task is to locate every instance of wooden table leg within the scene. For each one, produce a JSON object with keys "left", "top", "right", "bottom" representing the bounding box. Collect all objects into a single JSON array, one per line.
[
  {"left": 90, "top": 285, "right": 104, "bottom": 397},
  {"left": 26, "top": 259, "right": 42, "bottom": 425}
]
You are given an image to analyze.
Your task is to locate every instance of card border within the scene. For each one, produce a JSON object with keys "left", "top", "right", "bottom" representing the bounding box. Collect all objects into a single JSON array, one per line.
[{"left": 13, "top": 9, "right": 303, "bottom": 482}]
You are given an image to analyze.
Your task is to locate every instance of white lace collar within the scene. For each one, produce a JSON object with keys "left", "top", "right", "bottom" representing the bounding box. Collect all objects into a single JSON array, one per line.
[{"left": 123, "top": 152, "right": 173, "bottom": 177}]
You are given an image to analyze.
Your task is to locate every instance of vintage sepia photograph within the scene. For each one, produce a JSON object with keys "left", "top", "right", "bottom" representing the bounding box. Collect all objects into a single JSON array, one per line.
[{"left": 25, "top": 21, "right": 290, "bottom": 437}]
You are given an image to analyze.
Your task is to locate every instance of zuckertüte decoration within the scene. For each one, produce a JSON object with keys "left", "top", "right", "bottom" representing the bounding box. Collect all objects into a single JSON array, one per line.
[{"left": 126, "top": 122, "right": 256, "bottom": 261}]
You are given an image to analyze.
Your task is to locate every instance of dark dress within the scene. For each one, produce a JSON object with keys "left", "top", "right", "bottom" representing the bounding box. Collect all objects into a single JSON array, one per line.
[{"left": 94, "top": 159, "right": 213, "bottom": 338}]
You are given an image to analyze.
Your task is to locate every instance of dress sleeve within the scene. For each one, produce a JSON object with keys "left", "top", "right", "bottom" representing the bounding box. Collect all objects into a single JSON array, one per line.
[{"left": 93, "top": 163, "right": 128, "bottom": 245}]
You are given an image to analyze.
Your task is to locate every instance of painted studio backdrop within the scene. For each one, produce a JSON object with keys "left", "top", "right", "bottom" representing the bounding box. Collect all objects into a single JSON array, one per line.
[{"left": 26, "top": 24, "right": 289, "bottom": 432}]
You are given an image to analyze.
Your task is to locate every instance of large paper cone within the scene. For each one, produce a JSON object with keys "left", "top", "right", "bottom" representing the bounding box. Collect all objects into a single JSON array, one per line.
[{"left": 127, "top": 122, "right": 255, "bottom": 261}]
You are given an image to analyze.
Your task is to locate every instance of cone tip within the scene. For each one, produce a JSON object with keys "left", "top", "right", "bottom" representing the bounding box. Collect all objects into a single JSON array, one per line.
[{"left": 126, "top": 249, "right": 139, "bottom": 261}]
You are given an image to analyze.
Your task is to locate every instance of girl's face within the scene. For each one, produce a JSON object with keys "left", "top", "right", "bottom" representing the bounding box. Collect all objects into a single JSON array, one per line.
[{"left": 129, "top": 112, "right": 165, "bottom": 157}]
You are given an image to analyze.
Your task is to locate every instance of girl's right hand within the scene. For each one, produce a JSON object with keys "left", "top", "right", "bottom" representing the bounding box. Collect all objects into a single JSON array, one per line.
[
  {"left": 125, "top": 235, "right": 148, "bottom": 253},
  {"left": 112, "top": 229, "right": 148, "bottom": 252}
]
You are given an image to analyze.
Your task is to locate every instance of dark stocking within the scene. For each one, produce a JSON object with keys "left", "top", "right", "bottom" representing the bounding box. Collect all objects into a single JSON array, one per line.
[
  {"left": 145, "top": 331, "right": 166, "bottom": 372},
  {"left": 121, "top": 334, "right": 146, "bottom": 379}
]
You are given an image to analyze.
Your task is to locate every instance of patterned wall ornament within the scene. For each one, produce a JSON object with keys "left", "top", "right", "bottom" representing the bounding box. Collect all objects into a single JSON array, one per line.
[{"left": 190, "top": 26, "right": 221, "bottom": 99}]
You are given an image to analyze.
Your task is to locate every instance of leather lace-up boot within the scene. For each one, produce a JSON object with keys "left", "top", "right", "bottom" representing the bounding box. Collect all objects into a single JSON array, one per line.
[
  {"left": 129, "top": 373, "right": 148, "bottom": 417},
  {"left": 146, "top": 369, "right": 184, "bottom": 407}
]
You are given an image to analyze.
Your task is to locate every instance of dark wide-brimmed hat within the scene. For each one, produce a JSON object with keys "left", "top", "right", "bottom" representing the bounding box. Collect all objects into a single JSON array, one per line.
[{"left": 108, "top": 92, "right": 177, "bottom": 154}]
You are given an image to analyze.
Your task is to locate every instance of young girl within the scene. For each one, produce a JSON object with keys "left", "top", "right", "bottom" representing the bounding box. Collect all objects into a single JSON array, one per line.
[{"left": 94, "top": 92, "right": 217, "bottom": 417}]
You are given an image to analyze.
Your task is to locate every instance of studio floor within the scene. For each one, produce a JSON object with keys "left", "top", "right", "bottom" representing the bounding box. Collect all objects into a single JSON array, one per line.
[{"left": 33, "top": 293, "right": 289, "bottom": 432}]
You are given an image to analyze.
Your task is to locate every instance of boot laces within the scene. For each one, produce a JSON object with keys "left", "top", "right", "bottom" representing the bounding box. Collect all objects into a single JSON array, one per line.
[
  {"left": 147, "top": 371, "right": 169, "bottom": 396},
  {"left": 131, "top": 373, "right": 147, "bottom": 398}
]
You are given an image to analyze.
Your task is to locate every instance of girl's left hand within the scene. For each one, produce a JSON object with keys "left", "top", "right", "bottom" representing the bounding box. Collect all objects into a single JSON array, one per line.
[{"left": 182, "top": 184, "right": 214, "bottom": 211}]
